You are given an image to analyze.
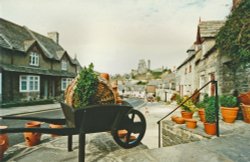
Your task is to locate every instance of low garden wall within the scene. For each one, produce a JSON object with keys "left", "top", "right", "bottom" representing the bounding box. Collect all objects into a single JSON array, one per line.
[{"left": 161, "top": 120, "right": 216, "bottom": 147}]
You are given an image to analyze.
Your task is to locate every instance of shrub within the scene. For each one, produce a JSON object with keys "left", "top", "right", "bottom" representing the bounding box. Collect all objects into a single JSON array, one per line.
[
  {"left": 205, "top": 97, "right": 216, "bottom": 123},
  {"left": 73, "top": 63, "right": 98, "bottom": 109},
  {"left": 220, "top": 95, "right": 237, "bottom": 107},
  {"left": 181, "top": 96, "right": 198, "bottom": 112}
]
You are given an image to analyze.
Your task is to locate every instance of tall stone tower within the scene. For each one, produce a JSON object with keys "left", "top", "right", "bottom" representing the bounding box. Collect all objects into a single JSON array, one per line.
[
  {"left": 137, "top": 59, "right": 147, "bottom": 74},
  {"left": 147, "top": 60, "right": 151, "bottom": 70}
]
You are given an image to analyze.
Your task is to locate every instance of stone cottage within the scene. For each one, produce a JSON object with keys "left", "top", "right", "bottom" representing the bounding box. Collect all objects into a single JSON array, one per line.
[
  {"left": 177, "top": 17, "right": 250, "bottom": 97},
  {"left": 0, "top": 18, "right": 81, "bottom": 103},
  {"left": 176, "top": 44, "right": 196, "bottom": 97},
  {"left": 176, "top": 20, "right": 225, "bottom": 96}
]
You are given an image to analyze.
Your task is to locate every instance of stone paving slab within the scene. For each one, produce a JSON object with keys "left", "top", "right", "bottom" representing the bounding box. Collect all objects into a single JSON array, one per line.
[{"left": 3, "top": 133, "right": 148, "bottom": 162}]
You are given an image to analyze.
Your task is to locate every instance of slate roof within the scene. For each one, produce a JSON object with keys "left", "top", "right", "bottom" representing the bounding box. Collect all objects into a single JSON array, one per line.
[
  {"left": 199, "top": 21, "right": 225, "bottom": 38},
  {"left": 177, "top": 52, "right": 196, "bottom": 70},
  {"left": 0, "top": 18, "right": 79, "bottom": 65},
  {"left": 0, "top": 63, "right": 76, "bottom": 77},
  {"left": 177, "top": 21, "right": 224, "bottom": 69}
]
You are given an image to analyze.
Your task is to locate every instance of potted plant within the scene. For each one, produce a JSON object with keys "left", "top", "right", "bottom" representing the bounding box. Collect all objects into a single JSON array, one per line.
[
  {"left": 64, "top": 63, "right": 115, "bottom": 109},
  {"left": 220, "top": 95, "right": 239, "bottom": 123},
  {"left": 196, "top": 101, "right": 206, "bottom": 122},
  {"left": 204, "top": 96, "right": 217, "bottom": 135},
  {"left": 185, "top": 119, "right": 197, "bottom": 129},
  {"left": 196, "top": 94, "right": 209, "bottom": 122},
  {"left": 238, "top": 91, "right": 250, "bottom": 123},
  {"left": 180, "top": 96, "right": 198, "bottom": 119}
]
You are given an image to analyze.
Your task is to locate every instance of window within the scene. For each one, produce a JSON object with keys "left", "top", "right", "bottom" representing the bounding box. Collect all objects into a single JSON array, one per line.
[
  {"left": 20, "top": 75, "right": 40, "bottom": 92},
  {"left": 189, "top": 65, "right": 192, "bottom": 73},
  {"left": 61, "top": 78, "right": 72, "bottom": 90},
  {"left": 61, "top": 60, "right": 67, "bottom": 70},
  {"left": 185, "top": 68, "right": 187, "bottom": 74},
  {"left": 29, "top": 52, "right": 39, "bottom": 66}
]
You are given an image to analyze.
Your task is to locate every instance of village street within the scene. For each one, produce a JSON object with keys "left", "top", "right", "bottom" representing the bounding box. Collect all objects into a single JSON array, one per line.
[
  {"left": 2, "top": 101, "right": 250, "bottom": 162},
  {"left": 1, "top": 100, "right": 177, "bottom": 161}
]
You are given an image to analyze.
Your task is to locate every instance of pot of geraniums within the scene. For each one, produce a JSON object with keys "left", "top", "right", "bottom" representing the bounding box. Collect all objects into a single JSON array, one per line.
[
  {"left": 220, "top": 95, "right": 239, "bottom": 123},
  {"left": 180, "top": 96, "right": 198, "bottom": 119},
  {"left": 204, "top": 96, "right": 217, "bottom": 135}
]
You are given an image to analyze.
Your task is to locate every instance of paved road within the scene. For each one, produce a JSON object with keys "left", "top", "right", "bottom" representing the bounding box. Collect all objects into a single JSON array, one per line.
[
  {"left": 0, "top": 98, "right": 145, "bottom": 147},
  {"left": 0, "top": 109, "right": 63, "bottom": 146},
  {"left": 124, "top": 97, "right": 146, "bottom": 108}
]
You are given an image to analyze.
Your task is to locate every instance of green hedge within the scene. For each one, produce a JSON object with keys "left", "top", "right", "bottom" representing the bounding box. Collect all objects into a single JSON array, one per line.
[{"left": 0, "top": 99, "right": 54, "bottom": 108}]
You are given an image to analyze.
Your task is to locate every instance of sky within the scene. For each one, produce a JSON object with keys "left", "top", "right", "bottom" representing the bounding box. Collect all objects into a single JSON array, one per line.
[{"left": 0, "top": 0, "right": 231, "bottom": 75}]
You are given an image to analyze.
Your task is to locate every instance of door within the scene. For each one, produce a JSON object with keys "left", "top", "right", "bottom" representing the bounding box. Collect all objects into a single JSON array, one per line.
[
  {"left": 51, "top": 79, "right": 55, "bottom": 97},
  {"left": 210, "top": 73, "right": 215, "bottom": 96},
  {"left": 44, "top": 80, "right": 48, "bottom": 99}
]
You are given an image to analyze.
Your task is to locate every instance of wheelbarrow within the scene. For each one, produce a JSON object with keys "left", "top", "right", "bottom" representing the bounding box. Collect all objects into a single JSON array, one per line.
[{"left": 0, "top": 102, "right": 146, "bottom": 162}]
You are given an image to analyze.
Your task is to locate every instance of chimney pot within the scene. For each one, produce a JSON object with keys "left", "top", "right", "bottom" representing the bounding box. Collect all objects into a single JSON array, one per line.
[{"left": 48, "top": 32, "right": 59, "bottom": 44}]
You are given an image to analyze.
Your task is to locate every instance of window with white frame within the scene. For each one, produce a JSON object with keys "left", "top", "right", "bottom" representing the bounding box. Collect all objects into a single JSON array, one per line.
[
  {"left": 61, "top": 78, "right": 72, "bottom": 90},
  {"left": 29, "top": 52, "right": 39, "bottom": 66},
  {"left": 61, "top": 60, "right": 67, "bottom": 70},
  {"left": 19, "top": 75, "right": 40, "bottom": 92}
]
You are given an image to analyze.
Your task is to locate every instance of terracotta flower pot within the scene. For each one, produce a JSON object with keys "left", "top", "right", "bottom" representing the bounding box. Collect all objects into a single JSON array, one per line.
[
  {"left": 185, "top": 119, "right": 197, "bottom": 129},
  {"left": 238, "top": 91, "right": 250, "bottom": 105},
  {"left": 221, "top": 107, "right": 239, "bottom": 123},
  {"left": 204, "top": 122, "right": 217, "bottom": 135},
  {"left": 171, "top": 115, "right": 178, "bottom": 122},
  {"left": 0, "top": 126, "right": 9, "bottom": 160},
  {"left": 118, "top": 129, "right": 128, "bottom": 138},
  {"left": 49, "top": 124, "right": 63, "bottom": 138},
  {"left": 181, "top": 111, "right": 193, "bottom": 119},
  {"left": 241, "top": 104, "right": 250, "bottom": 123},
  {"left": 124, "top": 135, "right": 136, "bottom": 142},
  {"left": 116, "top": 97, "right": 123, "bottom": 104},
  {"left": 198, "top": 109, "right": 206, "bottom": 122},
  {"left": 24, "top": 121, "right": 42, "bottom": 147},
  {"left": 100, "top": 73, "right": 110, "bottom": 81},
  {"left": 175, "top": 117, "right": 185, "bottom": 124}
]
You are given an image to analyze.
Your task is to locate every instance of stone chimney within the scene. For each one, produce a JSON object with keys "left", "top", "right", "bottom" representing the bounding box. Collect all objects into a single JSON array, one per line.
[
  {"left": 48, "top": 32, "right": 59, "bottom": 44},
  {"left": 232, "top": 0, "right": 241, "bottom": 10}
]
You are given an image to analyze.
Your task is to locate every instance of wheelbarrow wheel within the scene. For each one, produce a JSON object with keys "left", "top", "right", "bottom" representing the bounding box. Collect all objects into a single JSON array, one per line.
[{"left": 113, "top": 109, "right": 146, "bottom": 149}]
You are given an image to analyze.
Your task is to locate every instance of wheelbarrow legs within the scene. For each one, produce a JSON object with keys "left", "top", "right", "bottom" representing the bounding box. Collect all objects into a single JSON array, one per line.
[
  {"left": 79, "top": 133, "right": 86, "bottom": 162},
  {"left": 68, "top": 135, "right": 73, "bottom": 152}
]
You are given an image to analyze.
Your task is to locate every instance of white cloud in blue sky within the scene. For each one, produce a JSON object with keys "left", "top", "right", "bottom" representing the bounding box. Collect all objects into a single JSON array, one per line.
[{"left": 0, "top": 0, "right": 231, "bottom": 74}]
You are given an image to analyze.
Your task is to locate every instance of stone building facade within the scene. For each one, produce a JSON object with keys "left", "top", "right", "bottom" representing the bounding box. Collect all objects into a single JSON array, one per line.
[
  {"left": 176, "top": 45, "right": 196, "bottom": 97},
  {"left": 0, "top": 18, "right": 81, "bottom": 103},
  {"left": 176, "top": 18, "right": 250, "bottom": 97}
]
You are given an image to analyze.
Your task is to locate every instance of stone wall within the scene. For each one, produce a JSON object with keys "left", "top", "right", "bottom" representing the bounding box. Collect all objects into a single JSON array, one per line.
[
  {"left": 218, "top": 55, "right": 250, "bottom": 94},
  {"left": 161, "top": 120, "right": 214, "bottom": 147}
]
